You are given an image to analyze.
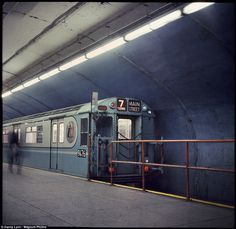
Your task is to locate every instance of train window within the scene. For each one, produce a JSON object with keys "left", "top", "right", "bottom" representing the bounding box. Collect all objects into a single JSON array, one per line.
[
  {"left": 59, "top": 123, "right": 64, "bottom": 143},
  {"left": 96, "top": 116, "right": 113, "bottom": 137},
  {"left": 37, "top": 126, "right": 43, "bottom": 131},
  {"left": 32, "top": 126, "right": 37, "bottom": 143},
  {"left": 26, "top": 128, "right": 31, "bottom": 143},
  {"left": 81, "top": 118, "right": 88, "bottom": 132},
  {"left": 118, "top": 119, "right": 132, "bottom": 139},
  {"left": 52, "top": 124, "right": 57, "bottom": 143},
  {"left": 81, "top": 118, "right": 88, "bottom": 146},
  {"left": 18, "top": 128, "right": 21, "bottom": 143},
  {"left": 26, "top": 126, "right": 37, "bottom": 143},
  {"left": 3, "top": 129, "right": 9, "bottom": 143},
  {"left": 67, "top": 121, "right": 75, "bottom": 143},
  {"left": 37, "top": 125, "right": 43, "bottom": 143}
]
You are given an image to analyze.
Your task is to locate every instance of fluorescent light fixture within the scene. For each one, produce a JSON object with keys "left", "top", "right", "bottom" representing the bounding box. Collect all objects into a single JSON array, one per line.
[
  {"left": 23, "top": 77, "right": 40, "bottom": 88},
  {"left": 124, "top": 24, "right": 152, "bottom": 41},
  {"left": 39, "top": 68, "right": 60, "bottom": 80},
  {"left": 11, "top": 84, "right": 24, "bottom": 93},
  {"left": 149, "top": 10, "right": 182, "bottom": 30},
  {"left": 59, "top": 55, "right": 88, "bottom": 71},
  {"left": 183, "top": 2, "right": 215, "bottom": 14},
  {"left": 86, "top": 37, "right": 126, "bottom": 59},
  {"left": 2, "top": 91, "right": 12, "bottom": 98}
]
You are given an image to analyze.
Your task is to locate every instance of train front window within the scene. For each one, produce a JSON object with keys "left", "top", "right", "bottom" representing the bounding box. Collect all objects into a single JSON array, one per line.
[
  {"left": 118, "top": 119, "right": 132, "bottom": 139},
  {"left": 80, "top": 118, "right": 88, "bottom": 146},
  {"left": 96, "top": 116, "right": 113, "bottom": 137}
]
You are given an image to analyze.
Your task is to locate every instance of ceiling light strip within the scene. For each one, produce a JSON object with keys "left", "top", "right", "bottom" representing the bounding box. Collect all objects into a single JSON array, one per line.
[
  {"left": 183, "top": 2, "right": 215, "bottom": 14},
  {"left": 23, "top": 77, "right": 40, "bottom": 88},
  {"left": 124, "top": 24, "right": 153, "bottom": 41},
  {"left": 86, "top": 37, "right": 127, "bottom": 59},
  {"left": 39, "top": 68, "right": 60, "bottom": 80},
  {"left": 2, "top": 91, "right": 12, "bottom": 98},
  {"left": 149, "top": 10, "right": 182, "bottom": 30},
  {"left": 11, "top": 85, "right": 25, "bottom": 93},
  {"left": 59, "top": 56, "right": 88, "bottom": 71},
  {"left": 2, "top": 3, "right": 215, "bottom": 98}
]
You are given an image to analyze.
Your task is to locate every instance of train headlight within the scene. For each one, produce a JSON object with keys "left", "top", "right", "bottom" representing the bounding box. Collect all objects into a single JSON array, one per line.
[
  {"left": 109, "top": 102, "right": 116, "bottom": 109},
  {"left": 142, "top": 105, "right": 148, "bottom": 112},
  {"left": 148, "top": 110, "right": 152, "bottom": 115}
]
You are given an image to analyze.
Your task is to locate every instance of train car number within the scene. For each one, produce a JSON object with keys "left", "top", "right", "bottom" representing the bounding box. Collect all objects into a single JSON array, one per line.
[{"left": 77, "top": 149, "right": 86, "bottom": 158}]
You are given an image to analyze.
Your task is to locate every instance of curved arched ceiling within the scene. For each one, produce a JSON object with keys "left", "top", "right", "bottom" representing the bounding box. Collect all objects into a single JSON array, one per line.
[{"left": 2, "top": 3, "right": 235, "bottom": 124}]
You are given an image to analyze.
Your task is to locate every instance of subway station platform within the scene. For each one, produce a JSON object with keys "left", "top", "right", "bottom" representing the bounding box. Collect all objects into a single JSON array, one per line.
[{"left": 2, "top": 163, "right": 234, "bottom": 227}]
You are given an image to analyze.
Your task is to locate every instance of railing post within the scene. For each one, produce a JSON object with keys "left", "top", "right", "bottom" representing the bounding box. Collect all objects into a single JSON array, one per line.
[
  {"left": 110, "top": 142, "right": 113, "bottom": 185},
  {"left": 142, "top": 142, "right": 145, "bottom": 191},
  {"left": 186, "top": 142, "right": 190, "bottom": 200}
]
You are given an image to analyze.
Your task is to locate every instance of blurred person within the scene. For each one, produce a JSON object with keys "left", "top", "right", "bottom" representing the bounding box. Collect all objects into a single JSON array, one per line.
[{"left": 8, "top": 130, "right": 22, "bottom": 174}]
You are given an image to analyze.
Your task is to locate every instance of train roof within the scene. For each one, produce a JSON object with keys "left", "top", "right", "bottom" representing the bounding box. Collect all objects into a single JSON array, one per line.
[{"left": 3, "top": 97, "right": 150, "bottom": 125}]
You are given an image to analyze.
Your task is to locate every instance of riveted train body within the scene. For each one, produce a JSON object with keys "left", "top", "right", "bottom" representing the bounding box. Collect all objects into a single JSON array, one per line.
[{"left": 3, "top": 97, "right": 157, "bottom": 179}]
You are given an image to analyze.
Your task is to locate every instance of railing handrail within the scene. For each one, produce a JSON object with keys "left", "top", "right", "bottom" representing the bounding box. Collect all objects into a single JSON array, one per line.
[
  {"left": 111, "top": 139, "right": 235, "bottom": 143},
  {"left": 109, "top": 139, "right": 235, "bottom": 208},
  {"left": 111, "top": 160, "right": 235, "bottom": 173}
]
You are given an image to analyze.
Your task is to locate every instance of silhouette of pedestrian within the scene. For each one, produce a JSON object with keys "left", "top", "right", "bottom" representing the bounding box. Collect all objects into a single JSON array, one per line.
[{"left": 8, "top": 130, "right": 22, "bottom": 174}]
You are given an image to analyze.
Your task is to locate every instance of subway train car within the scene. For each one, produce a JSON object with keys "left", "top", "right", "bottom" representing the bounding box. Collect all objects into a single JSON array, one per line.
[{"left": 3, "top": 97, "right": 159, "bottom": 180}]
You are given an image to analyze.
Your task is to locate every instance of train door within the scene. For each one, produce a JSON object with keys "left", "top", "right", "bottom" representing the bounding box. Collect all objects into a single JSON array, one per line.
[
  {"left": 116, "top": 116, "right": 142, "bottom": 174},
  {"left": 77, "top": 114, "right": 89, "bottom": 177},
  {"left": 91, "top": 114, "right": 114, "bottom": 177},
  {"left": 50, "top": 118, "right": 64, "bottom": 170}
]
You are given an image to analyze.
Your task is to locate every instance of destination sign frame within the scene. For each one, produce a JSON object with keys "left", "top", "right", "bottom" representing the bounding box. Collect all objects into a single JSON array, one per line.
[
  {"left": 128, "top": 100, "right": 141, "bottom": 113},
  {"left": 117, "top": 98, "right": 141, "bottom": 113}
]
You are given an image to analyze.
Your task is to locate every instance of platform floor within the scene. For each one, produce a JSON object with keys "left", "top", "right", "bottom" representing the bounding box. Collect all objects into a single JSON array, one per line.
[{"left": 2, "top": 163, "right": 234, "bottom": 227}]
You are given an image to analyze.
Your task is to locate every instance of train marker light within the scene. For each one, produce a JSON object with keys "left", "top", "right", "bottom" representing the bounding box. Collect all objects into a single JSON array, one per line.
[
  {"left": 183, "top": 2, "right": 215, "bottom": 14},
  {"left": 109, "top": 102, "right": 116, "bottom": 109},
  {"left": 142, "top": 105, "right": 148, "bottom": 112},
  {"left": 144, "top": 166, "right": 149, "bottom": 172},
  {"left": 108, "top": 167, "right": 115, "bottom": 174},
  {"left": 98, "top": 105, "right": 107, "bottom": 111},
  {"left": 144, "top": 159, "right": 149, "bottom": 172}
]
